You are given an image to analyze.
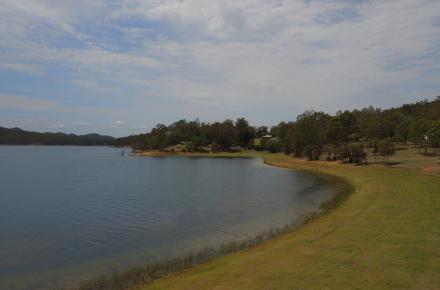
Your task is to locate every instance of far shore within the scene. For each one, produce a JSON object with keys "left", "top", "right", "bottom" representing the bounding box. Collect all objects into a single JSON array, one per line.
[{"left": 130, "top": 149, "right": 275, "bottom": 158}]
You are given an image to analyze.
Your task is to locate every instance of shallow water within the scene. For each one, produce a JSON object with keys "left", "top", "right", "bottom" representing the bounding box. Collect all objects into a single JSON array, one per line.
[{"left": 0, "top": 146, "right": 337, "bottom": 289}]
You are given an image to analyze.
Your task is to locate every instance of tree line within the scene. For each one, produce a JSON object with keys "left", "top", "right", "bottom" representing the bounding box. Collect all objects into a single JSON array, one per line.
[
  {"left": 4, "top": 97, "right": 438, "bottom": 157},
  {"left": 116, "top": 97, "right": 440, "bottom": 162},
  {"left": 115, "top": 118, "right": 257, "bottom": 151}
]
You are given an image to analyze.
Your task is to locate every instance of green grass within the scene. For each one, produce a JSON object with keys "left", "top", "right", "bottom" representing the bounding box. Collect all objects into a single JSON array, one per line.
[{"left": 138, "top": 148, "right": 440, "bottom": 290}]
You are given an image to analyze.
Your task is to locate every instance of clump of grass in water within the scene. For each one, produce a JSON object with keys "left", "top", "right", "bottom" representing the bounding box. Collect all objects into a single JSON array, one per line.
[
  {"left": 70, "top": 220, "right": 308, "bottom": 290},
  {"left": 69, "top": 181, "right": 353, "bottom": 290}
]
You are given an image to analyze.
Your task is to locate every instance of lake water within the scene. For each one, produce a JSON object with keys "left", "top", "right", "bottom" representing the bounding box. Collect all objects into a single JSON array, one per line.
[{"left": 0, "top": 146, "right": 338, "bottom": 289}]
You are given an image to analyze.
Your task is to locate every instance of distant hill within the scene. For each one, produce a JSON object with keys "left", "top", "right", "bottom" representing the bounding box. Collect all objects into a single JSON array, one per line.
[{"left": 0, "top": 127, "right": 115, "bottom": 145}]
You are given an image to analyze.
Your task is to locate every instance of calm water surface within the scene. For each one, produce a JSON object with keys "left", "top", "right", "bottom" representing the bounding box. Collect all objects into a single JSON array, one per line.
[{"left": 0, "top": 146, "right": 337, "bottom": 289}]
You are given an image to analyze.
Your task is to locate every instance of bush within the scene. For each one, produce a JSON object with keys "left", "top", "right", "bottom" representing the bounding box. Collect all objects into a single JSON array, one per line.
[
  {"left": 304, "top": 145, "right": 322, "bottom": 161},
  {"left": 428, "top": 121, "right": 440, "bottom": 151},
  {"left": 261, "top": 138, "right": 281, "bottom": 153},
  {"left": 324, "top": 144, "right": 337, "bottom": 161},
  {"left": 348, "top": 144, "right": 367, "bottom": 164},
  {"left": 187, "top": 136, "right": 208, "bottom": 152},
  {"left": 378, "top": 138, "right": 396, "bottom": 161},
  {"left": 336, "top": 144, "right": 367, "bottom": 164}
]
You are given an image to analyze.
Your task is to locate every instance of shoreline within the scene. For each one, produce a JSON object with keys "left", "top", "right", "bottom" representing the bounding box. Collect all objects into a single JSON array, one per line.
[
  {"left": 73, "top": 151, "right": 354, "bottom": 290},
  {"left": 129, "top": 149, "right": 264, "bottom": 158},
  {"left": 140, "top": 148, "right": 440, "bottom": 290}
]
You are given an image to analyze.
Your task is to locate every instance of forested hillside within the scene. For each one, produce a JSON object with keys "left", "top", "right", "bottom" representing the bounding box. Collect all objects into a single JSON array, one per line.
[
  {"left": 115, "top": 97, "right": 440, "bottom": 161},
  {"left": 0, "top": 127, "right": 115, "bottom": 145}
]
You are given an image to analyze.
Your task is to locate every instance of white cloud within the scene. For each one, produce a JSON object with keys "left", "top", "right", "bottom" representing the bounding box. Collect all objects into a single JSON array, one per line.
[
  {"left": 1, "top": 0, "right": 440, "bottom": 133},
  {"left": 0, "top": 93, "right": 61, "bottom": 111},
  {"left": 0, "top": 62, "right": 44, "bottom": 74},
  {"left": 120, "top": 1, "right": 335, "bottom": 40},
  {"left": 109, "top": 120, "right": 125, "bottom": 128},
  {"left": 50, "top": 123, "right": 65, "bottom": 128},
  {"left": 119, "top": 27, "right": 153, "bottom": 40},
  {"left": 73, "top": 121, "right": 97, "bottom": 127}
]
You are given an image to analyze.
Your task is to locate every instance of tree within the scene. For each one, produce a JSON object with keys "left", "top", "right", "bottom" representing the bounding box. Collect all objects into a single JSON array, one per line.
[
  {"left": 235, "top": 118, "right": 255, "bottom": 148},
  {"left": 332, "top": 110, "right": 357, "bottom": 145},
  {"left": 427, "top": 121, "right": 440, "bottom": 152},
  {"left": 378, "top": 138, "right": 396, "bottom": 161},
  {"left": 347, "top": 144, "right": 367, "bottom": 164},
  {"left": 165, "top": 131, "right": 182, "bottom": 146},
  {"left": 293, "top": 111, "right": 331, "bottom": 157},
  {"left": 212, "top": 120, "right": 235, "bottom": 150},
  {"left": 324, "top": 144, "right": 337, "bottom": 161},
  {"left": 150, "top": 124, "right": 167, "bottom": 149},
  {"left": 271, "top": 122, "right": 296, "bottom": 155},
  {"left": 394, "top": 116, "right": 411, "bottom": 143},
  {"left": 304, "top": 144, "right": 322, "bottom": 161},
  {"left": 370, "top": 138, "right": 379, "bottom": 163},
  {"left": 266, "top": 138, "right": 281, "bottom": 153},
  {"left": 335, "top": 144, "right": 366, "bottom": 164},
  {"left": 189, "top": 136, "right": 208, "bottom": 152},
  {"left": 382, "top": 110, "right": 407, "bottom": 139},
  {"left": 282, "top": 136, "right": 294, "bottom": 155},
  {"left": 356, "top": 106, "right": 387, "bottom": 140},
  {"left": 256, "top": 126, "right": 269, "bottom": 137},
  {"left": 409, "top": 119, "right": 432, "bottom": 143},
  {"left": 271, "top": 122, "right": 293, "bottom": 140},
  {"left": 410, "top": 119, "right": 432, "bottom": 154}
]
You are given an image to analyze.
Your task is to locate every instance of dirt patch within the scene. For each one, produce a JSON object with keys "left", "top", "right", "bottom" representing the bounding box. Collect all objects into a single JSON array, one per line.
[{"left": 423, "top": 166, "right": 440, "bottom": 172}]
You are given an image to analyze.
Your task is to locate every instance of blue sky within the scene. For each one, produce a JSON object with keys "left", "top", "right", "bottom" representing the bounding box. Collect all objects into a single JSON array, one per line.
[{"left": 0, "top": 0, "right": 440, "bottom": 137}]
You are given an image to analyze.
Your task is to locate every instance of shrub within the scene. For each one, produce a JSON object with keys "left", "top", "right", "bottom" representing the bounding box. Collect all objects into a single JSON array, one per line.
[
  {"left": 378, "top": 138, "right": 396, "bottom": 161},
  {"left": 335, "top": 144, "right": 367, "bottom": 164},
  {"left": 304, "top": 145, "right": 322, "bottom": 161},
  {"left": 347, "top": 144, "right": 367, "bottom": 164},
  {"left": 324, "top": 144, "right": 337, "bottom": 161}
]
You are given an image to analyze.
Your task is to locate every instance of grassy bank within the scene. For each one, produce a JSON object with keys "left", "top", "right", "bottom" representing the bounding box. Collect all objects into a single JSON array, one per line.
[{"left": 137, "top": 148, "right": 440, "bottom": 290}]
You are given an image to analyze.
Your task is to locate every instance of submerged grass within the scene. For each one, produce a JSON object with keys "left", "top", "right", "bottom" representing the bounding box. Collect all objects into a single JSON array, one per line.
[{"left": 72, "top": 222, "right": 308, "bottom": 290}]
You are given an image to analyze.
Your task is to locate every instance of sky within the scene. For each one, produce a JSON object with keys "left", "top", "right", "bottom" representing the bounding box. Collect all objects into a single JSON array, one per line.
[{"left": 0, "top": 0, "right": 439, "bottom": 137}]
